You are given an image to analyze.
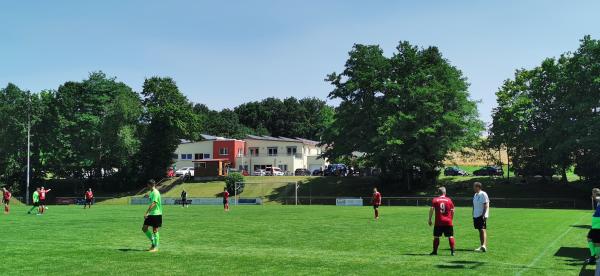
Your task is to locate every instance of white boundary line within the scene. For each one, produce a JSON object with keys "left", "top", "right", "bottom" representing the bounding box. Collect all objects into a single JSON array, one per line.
[{"left": 516, "top": 213, "right": 588, "bottom": 276}]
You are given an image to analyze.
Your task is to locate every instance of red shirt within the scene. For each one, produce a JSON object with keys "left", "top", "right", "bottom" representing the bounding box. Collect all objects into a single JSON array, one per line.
[
  {"left": 3, "top": 191, "right": 11, "bottom": 200},
  {"left": 40, "top": 189, "right": 49, "bottom": 200},
  {"left": 85, "top": 191, "right": 94, "bottom": 199},
  {"left": 432, "top": 195, "right": 454, "bottom": 226},
  {"left": 372, "top": 192, "right": 382, "bottom": 206},
  {"left": 224, "top": 191, "right": 230, "bottom": 200}
]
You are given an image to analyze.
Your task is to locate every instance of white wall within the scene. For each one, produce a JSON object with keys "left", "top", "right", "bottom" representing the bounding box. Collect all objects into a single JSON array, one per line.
[{"left": 173, "top": 141, "right": 213, "bottom": 169}]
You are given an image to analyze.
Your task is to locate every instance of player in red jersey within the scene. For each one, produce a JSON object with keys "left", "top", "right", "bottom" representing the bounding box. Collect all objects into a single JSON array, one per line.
[
  {"left": 223, "top": 187, "right": 230, "bottom": 212},
  {"left": 84, "top": 188, "right": 94, "bottom": 209},
  {"left": 429, "top": 187, "right": 456, "bottom": 256},
  {"left": 39, "top": 186, "right": 51, "bottom": 214},
  {"left": 2, "top": 188, "right": 11, "bottom": 214},
  {"left": 372, "top": 187, "right": 382, "bottom": 220}
]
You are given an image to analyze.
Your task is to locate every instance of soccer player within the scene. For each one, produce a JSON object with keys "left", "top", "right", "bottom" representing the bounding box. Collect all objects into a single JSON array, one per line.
[
  {"left": 472, "top": 182, "right": 490, "bottom": 252},
  {"left": 429, "top": 187, "right": 456, "bottom": 256},
  {"left": 372, "top": 187, "right": 382, "bottom": 220},
  {"left": 181, "top": 189, "right": 187, "bottom": 208},
  {"left": 27, "top": 187, "right": 41, "bottom": 215},
  {"left": 2, "top": 188, "right": 11, "bottom": 214},
  {"left": 585, "top": 188, "right": 600, "bottom": 264},
  {"left": 223, "top": 187, "right": 230, "bottom": 212},
  {"left": 142, "top": 179, "right": 162, "bottom": 252},
  {"left": 84, "top": 188, "right": 94, "bottom": 209},
  {"left": 39, "top": 186, "right": 51, "bottom": 214}
]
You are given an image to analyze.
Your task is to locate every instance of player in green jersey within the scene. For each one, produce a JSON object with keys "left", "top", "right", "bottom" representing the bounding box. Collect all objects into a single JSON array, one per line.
[
  {"left": 27, "top": 187, "right": 41, "bottom": 215},
  {"left": 142, "top": 179, "right": 162, "bottom": 252}
]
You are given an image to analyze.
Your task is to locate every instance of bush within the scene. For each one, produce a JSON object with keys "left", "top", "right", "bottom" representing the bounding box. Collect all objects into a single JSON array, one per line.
[{"left": 225, "top": 172, "right": 245, "bottom": 194}]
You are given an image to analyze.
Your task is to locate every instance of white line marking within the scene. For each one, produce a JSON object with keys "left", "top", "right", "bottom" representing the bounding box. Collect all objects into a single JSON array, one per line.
[{"left": 516, "top": 213, "right": 588, "bottom": 276}]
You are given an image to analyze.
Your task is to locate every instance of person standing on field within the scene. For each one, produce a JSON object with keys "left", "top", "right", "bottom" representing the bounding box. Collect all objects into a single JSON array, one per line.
[
  {"left": 223, "top": 187, "right": 230, "bottom": 212},
  {"left": 142, "top": 179, "right": 162, "bottom": 252},
  {"left": 372, "top": 187, "right": 382, "bottom": 220},
  {"left": 2, "top": 188, "right": 11, "bottom": 214},
  {"left": 27, "top": 187, "right": 41, "bottom": 215},
  {"left": 39, "top": 186, "right": 51, "bottom": 214},
  {"left": 472, "top": 182, "right": 490, "bottom": 252},
  {"left": 429, "top": 187, "right": 456, "bottom": 256},
  {"left": 181, "top": 189, "right": 188, "bottom": 208},
  {"left": 84, "top": 188, "right": 94, "bottom": 209},
  {"left": 585, "top": 188, "right": 600, "bottom": 264}
]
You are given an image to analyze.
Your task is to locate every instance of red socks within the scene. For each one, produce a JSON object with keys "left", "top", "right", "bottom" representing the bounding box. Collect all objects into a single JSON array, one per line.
[
  {"left": 4, "top": 205, "right": 8, "bottom": 213},
  {"left": 433, "top": 238, "right": 440, "bottom": 252},
  {"left": 449, "top": 237, "right": 456, "bottom": 251}
]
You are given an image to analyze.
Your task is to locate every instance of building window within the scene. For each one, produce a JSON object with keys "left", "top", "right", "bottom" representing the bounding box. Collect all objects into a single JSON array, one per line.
[
  {"left": 237, "top": 148, "right": 244, "bottom": 157},
  {"left": 204, "top": 153, "right": 211, "bottom": 159},
  {"left": 279, "top": 165, "right": 288, "bottom": 171},
  {"left": 219, "top": 148, "right": 229, "bottom": 155},
  {"left": 194, "top": 153, "right": 205, "bottom": 160},
  {"left": 181, "top": 154, "right": 192, "bottom": 160},
  {"left": 286, "top": 147, "right": 297, "bottom": 156},
  {"left": 249, "top": 147, "right": 259, "bottom": 157},
  {"left": 268, "top": 147, "right": 278, "bottom": 156},
  {"left": 195, "top": 162, "right": 207, "bottom": 169}
]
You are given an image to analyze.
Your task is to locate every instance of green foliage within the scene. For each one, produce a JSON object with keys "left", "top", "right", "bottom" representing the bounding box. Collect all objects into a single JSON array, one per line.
[
  {"left": 322, "top": 42, "right": 483, "bottom": 188},
  {"left": 139, "top": 77, "right": 200, "bottom": 183},
  {"left": 490, "top": 36, "right": 600, "bottom": 181},
  {"left": 224, "top": 172, "right": 244, "bottom": 194}
]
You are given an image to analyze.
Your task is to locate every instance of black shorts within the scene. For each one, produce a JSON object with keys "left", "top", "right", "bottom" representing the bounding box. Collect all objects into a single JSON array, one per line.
[
  {"left": 474, "top": 216, "right": 487, "bottom": 230},
  {"left": 86, "top": 198, "right": 93, "bottom": 204},
  {"left": 40, "top": 199, "right": 46, "bottom": 205},
  {"left": 373, "top": 204, "right": 380, "bottom": 209},
  {"left": 33, "top": 202, "right": 39, "bottom": 207},
  {"left": 3, "top": 199, "right": 9, "bottom": 205},
  {"left": 588, "top": 229, "right": 600, "bottom": 243},
  {"left": 434, "top": 226, "right": 454, "bottom": 237},
  {"left": 223, "top": 199, "right": 228, "bottom": 205},
  {"left": 144, "top": 215, "right": 163, "bottom": 228}
]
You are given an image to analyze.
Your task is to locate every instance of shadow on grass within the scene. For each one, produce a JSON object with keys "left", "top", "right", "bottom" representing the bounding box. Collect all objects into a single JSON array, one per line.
[
  {"left": 571, "top": 225, "right": 592, "bottom": 229},
  {"left": 554, "top": 247, "right": 595, "bottom": 276},
  {"left": 117, "top": 248, "right": 147, "bottom": 253},
  {"left": 435, "top": 260, "right": 484, "bottom": 269}
]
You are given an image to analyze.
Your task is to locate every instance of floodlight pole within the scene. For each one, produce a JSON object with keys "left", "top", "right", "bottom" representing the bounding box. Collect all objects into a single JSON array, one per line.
[{"left": 26, "top": 94, "right": 31, "bottom": 205}]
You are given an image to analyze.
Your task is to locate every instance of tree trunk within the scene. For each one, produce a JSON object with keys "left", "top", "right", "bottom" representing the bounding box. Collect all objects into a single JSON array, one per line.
[{"left": 561, "top": 167, "right": 568, "bottom": 184}]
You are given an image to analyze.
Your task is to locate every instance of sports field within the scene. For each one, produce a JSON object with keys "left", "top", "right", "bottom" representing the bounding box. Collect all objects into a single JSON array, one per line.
[{"left": 0, "top": 205, "right": 593, "bottom": 275}]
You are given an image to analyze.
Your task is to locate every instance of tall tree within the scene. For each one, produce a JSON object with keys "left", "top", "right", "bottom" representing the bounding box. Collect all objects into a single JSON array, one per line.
[
  {"left": 139, "top": 77, "right": 199, "bottom": 182},
  {"left": 323, "top": 42, "right": 483, "bottom": 188}
]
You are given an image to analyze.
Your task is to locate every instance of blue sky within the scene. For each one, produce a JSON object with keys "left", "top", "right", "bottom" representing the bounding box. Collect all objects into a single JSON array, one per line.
[{"left": 1, "top": 1, "right": 599, "bottom": 124}]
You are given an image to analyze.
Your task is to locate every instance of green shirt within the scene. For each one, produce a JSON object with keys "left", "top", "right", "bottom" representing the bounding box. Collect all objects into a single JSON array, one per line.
[
  {"left": 148, "top": 188, "right": 162, "bottom": 216},
  {"left": 32, "top": 191, "right": 39, "bottom": 203}
]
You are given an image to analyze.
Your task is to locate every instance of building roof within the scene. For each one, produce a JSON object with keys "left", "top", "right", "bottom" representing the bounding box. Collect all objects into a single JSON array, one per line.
[
  {"left": 245, "top": 135, "right": 320, "bottom": 146},
  {"left": 179, "top": 134, "right": 244, "bottom": 144}
]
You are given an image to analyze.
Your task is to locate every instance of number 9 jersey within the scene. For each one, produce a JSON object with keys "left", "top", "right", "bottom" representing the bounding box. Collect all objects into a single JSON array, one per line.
[{"left": 432, "top": 196, "right": 455, "bottom": 226}]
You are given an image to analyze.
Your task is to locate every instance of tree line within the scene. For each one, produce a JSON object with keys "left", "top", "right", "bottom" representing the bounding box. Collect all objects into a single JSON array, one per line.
[
  {"left": 489, "top": 36, "right": 600, "bottom": 182},
  {"left": 0, "top": 72, "right": 333, "bottom": 193}
]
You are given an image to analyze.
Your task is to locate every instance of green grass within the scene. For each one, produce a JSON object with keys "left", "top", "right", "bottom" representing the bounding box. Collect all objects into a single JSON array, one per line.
[{"left": 0, "top": 205, "right": 594, "bottom": 275}]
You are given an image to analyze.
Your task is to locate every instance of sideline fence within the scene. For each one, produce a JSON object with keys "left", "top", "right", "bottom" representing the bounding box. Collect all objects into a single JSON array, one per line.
[{"left": 277, "top": 196, "right": 591, "bottom": 209}]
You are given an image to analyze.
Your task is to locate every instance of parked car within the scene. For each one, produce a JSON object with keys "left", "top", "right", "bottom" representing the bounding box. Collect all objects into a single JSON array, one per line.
[
  {"left": 312, "top": 169, "right": 323, "bottom": 176},
  {"left": 266, "top": 167, "right": 285, "bottom": 176},
  {"left": 444, "top": 167, "right": 469, "bottom": 176},
  {"left": 253, "top": 169, "right": 267, "bottom": 176},
  {"left": 175, "top": 167, "right": 195, "bottom": 177},
  {"left": 473, "top": 166, "right": 503, "bottom": 176},
  {"left": 294, "top": 168, "right": 311, "bottom": 176},
  {"left": 324, "top": 164, "right": 348, "bottom": 176}
]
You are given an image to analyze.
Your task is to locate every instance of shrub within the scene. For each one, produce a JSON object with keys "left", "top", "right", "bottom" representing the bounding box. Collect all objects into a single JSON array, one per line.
[{"left": 225, "top": 172, "right": 245, "bottom": 194}]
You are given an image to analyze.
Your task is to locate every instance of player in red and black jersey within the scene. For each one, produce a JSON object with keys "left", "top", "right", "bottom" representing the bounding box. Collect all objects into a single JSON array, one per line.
[
  {"left": 372, "top": 187, "right": 382, "bottom": 220},
  {"left": 39, "top": 186, "right": 51, "bottom": 214},
  {"left": 84, "top": 188, "right": 94, "bottom": 209},
  {"left": 428, "top": 187, "right": 456, "bottom": 256},
  {"left": 2, "top": 188, "right": 11, "bottom": 214},
  {"left": 223, "top": 187, "right": 230, "bottom": 212}
]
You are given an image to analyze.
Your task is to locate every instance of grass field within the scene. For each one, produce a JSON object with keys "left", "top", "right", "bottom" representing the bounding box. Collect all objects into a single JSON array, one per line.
[{"left": 0, "top": 205, "right": 595, "bottom": 275}]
